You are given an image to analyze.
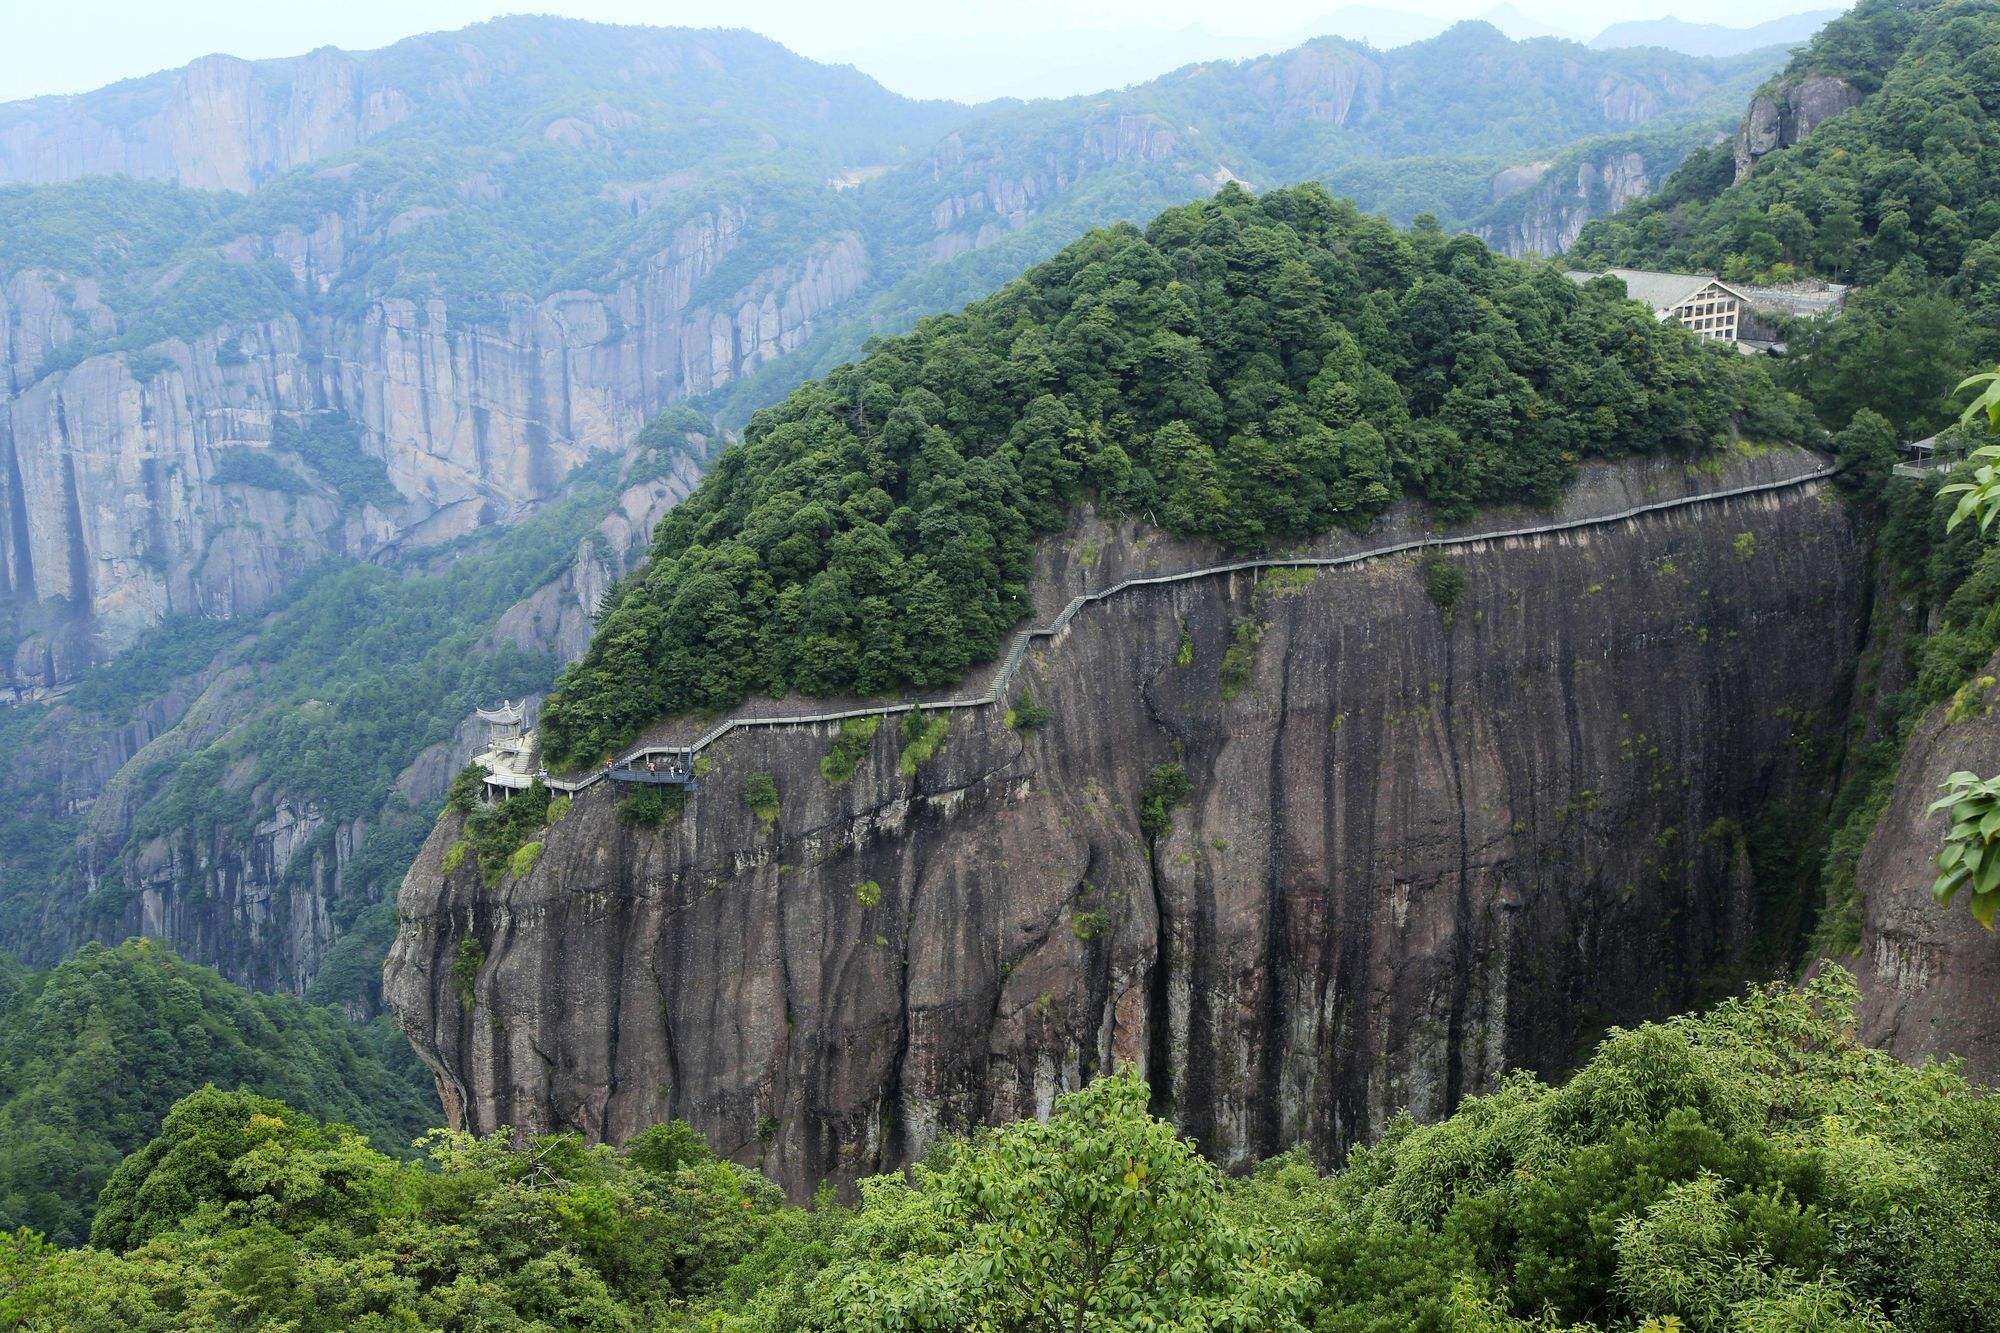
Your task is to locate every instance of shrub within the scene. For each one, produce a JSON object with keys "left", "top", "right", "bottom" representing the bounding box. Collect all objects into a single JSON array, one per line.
[
  {"left": 820, "top": 716, "right": 881, "bottom": 785},
  {"left": 508, "top": 842, "right": 542, "bottom": 878},
  {"left": 1007, "top": 691, "right": 1051, "bottom": 731},
  {"left": 446, "top": 764, "right": 485, "bottom": 814},
  {"left": 462, "top": 778, "right": 552, "bottom": 884},
  {"left": 1258, "top": 567, "right": 1319, "bottom": 597},
  {"left": 1071, "top": 909, "right": 1109, "bottom": 941},
  {"left": 441, "top": 840, "right": 470, "bottom": 874},
  {"left": 744, "top": 773, "right": 780, "bottom": 825},
  {"left": 1219, "top": 619, "right": 1264, "bottom": 701},
  {"left": 854, "top": 880, "right": 882, "bottom": 908},
  {"left": 1140, "top": 763, "right": 1192, "bottom": 840},
  {"left": 618, "top": 784, "right": 685, "bottom": 825},
  {"left": 1421, "top": 553, "right": 1466, "bottom": 614},
  {"left": 211, "top": 447, "right": 311, "bottom": 495},
  {"left": 898, "top": 712, "right": 949, "bottom": 777},
  {"left": 451, "top": 937, "right": 484, "bottom": 1011}
]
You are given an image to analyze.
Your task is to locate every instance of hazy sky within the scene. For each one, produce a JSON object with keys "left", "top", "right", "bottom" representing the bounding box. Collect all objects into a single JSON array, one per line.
[{"left": 0, "top": 0, "right": 1843, "bottom": 104}]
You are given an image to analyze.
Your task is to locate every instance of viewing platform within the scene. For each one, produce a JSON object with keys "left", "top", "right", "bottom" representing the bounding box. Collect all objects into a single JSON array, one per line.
[{"left": 1893, "top": 433, "right": 1963, "bottom": 480}]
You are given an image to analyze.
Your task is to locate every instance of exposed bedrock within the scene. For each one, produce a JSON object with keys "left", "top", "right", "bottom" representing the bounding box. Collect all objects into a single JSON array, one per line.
[
  {"left": 388, "top": 448, "right": 1870, "bottom": 1194},
  {"left": 1733, "top": 75, "right": 1861, "bottom": 180},
  {"left": 1853, "top": 649, "right": 2000, "bottom": 1083},
  {"left": 0, "top": 207, "right": 863, "bottom": 695}
]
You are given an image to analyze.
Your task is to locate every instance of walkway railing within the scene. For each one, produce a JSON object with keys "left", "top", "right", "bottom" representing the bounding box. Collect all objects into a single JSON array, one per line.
[{"left": 544, "top": 462, "right": 1837, "bottom": 795}]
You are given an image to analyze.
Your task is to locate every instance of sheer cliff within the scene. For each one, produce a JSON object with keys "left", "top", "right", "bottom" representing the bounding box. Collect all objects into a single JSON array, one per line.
[
  {"left": 387, "top": 447, "right": 1868, "bottom": 1193},
  {"left": 0, "top": 423, "right": 711, "bottom": 1007},
  {"left": 1853, "top": 648, "right": 2000, "bottom": 1083}
]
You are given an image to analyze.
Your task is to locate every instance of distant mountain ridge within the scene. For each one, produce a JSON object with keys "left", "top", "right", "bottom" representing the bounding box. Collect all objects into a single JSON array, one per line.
[{"left": 1590, "top": 9, "right": 1842, "bottom": 57}]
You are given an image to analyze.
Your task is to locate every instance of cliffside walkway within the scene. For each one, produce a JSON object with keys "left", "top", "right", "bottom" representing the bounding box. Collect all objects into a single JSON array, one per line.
[{"left": 546, "top": 461, "right": 1838, "bottom": 795}]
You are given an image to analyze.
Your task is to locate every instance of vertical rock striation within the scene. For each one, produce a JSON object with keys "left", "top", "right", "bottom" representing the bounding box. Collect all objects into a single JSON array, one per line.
[
  {"left": 1852, "top": 652, "right": 2000, "bottom": 1084},
  {"left": 388, "top": 449, "right": 1868, "bottom": 1194},
  {"left": 1733, "top": 75, "right": 1861, "bottom": 180}
]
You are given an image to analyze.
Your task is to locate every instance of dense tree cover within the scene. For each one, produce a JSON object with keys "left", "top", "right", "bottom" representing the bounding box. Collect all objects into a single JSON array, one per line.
[
  {"left": 543, "top": 184, "right": 1812, "bottom": 765},
  {"left": 4, "top": 971, "right": 1994, "bottom": 1330},
  {"left": 1571, "top": 0, "right": 2000, "bottom": 439},
  {"left": 0, "top": 940, "right": 435, "bottom": 1249}
]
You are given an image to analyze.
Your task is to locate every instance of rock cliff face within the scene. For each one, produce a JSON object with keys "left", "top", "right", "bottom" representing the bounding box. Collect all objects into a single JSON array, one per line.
[
  {"left": 0, "top": 198, "right": 867, "bottom": 695},
  {"left": 388, "top": 448, "right": 1867, "bottom": 1192},
  {"left": 1, "top": 446, "right": 704, "bottom": 998},
  {"left": 0, "top": 49, "right": 412, "bottom": 191},
  {"left": 1852, "top": 652, "right": 2000, "bottom": 1084},
  {"left": 1733, "top": 75, "right": 1861, "bottom": 180},
  {"left": 1479, "top": 148, "right": 1657, "bottom": 258}
]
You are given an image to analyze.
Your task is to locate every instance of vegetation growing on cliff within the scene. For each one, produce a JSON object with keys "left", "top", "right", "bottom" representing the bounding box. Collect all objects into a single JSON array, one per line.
[
  {"left": 6, "top": 971, "right": 1995, "bottom": 1330},
  {"left": 0, "top": 941, "right": 436, "bottom": 1249},
  {"left": 543, "top": 185, "right": 1810, "bottom": 765}
]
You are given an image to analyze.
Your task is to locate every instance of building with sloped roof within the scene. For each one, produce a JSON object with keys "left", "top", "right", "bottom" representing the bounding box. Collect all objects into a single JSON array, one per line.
[{"left": 1566, "top": 268, "right": 1751, "bottom": 343}]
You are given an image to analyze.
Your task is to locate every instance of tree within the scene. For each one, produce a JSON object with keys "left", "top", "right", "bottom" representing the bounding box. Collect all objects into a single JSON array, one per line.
[
  {"left": 778, "top": 1070, "right": 1314, "bottom": 1329},
  {"left": 1834, "top": 409, "right": 1899, "bottom": 498}
]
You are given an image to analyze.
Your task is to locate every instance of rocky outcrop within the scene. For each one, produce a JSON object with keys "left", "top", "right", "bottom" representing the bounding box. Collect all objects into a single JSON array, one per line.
[
  {"left": 1479, "top": 148, "right": 1657, "bottom": 258},
  {"left": 0, "top": 314, "right": 395, "bottom": 699},
  {"left": 0, "top": 193, "right": 869, "bottom": 695},
  {"left": 1852, "top": 654, "right": 2000, "bottom": 1084},
  {"left": 1733, "top": 75, "right": 1861, "bottom": 180},
  {"left": 2, "top": 445, "right": 704, "bottom": 997},
  {"left": 0, "top": 49, "right": 413, "bottom": 191},
  {"left": 387, "top": 447, "right": 1867, "bottom": 1194}
]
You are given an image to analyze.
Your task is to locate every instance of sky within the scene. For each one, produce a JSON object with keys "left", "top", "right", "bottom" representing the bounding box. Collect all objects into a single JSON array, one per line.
[{"left": 0, "top": 0, "right": 1844, "bottom": 105}]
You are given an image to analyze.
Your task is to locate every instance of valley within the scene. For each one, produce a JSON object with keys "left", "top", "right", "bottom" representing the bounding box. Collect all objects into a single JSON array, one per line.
[{"left": 4, "top": 1, "right": 2000, "bottom": 1327}]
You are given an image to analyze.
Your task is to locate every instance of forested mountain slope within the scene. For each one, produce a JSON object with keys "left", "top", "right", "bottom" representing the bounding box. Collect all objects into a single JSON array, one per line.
[
  {"left": 541, "top": 184, "right": 1809, "bottom": 764},
  {"left": 0, "top": 939, "right": 436, "bottom": 1247},
  {"left": 1575, "top": 0, "right": 2000, "bottom": 1082},
  {"left": 1572, "top": 0, "right": 2000, "bottom": 420}
]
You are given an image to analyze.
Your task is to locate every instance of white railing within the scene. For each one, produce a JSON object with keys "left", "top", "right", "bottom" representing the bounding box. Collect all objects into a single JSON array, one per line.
[{"left": 545, "top": 462, "right": 1836, "bottom": 793}]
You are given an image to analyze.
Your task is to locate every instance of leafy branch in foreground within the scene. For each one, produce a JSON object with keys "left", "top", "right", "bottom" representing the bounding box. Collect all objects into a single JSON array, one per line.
[
  {"left": 1930, "top": 366, "right": 2000, "bottom": 931},
  {"left": 1930, "top": 771, "right": 2000, "bottom": 930},
  {"left": 1940, "top": 368, "right": 2000, "bottom": 534}
]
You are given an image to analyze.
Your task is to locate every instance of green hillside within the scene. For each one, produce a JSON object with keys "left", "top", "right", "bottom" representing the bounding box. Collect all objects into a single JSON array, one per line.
[
  {"left": 1571, "top": 0, "right": 2000, "bottom": 436},
  {"left": 0, "top": 940, "right": 437, "bottom": 1248},
  {"left": 542, "top": 183, "right": 1810, "bottom": 765},
  {"left": 4, "top": 971, "right": 1993, "bottom": 1329}
]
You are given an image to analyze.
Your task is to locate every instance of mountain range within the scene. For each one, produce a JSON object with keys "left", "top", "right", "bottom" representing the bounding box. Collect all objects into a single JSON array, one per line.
[{"left": 0, "top": 13, "right": 1805, "bottom": 1027}]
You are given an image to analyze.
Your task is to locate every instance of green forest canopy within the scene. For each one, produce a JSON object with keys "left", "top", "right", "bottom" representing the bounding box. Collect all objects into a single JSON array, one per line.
[
  {"left": 1571, "top": 0, "right": 2000, "bottom": 437},
  {"left": 541, "top": 182, "right": 1813, "bottom": 766},
  {"left": 0, "top": 941, "right": 436, "bottom": 1250},
  {"left": 5, "top": 970, "right": 1993, "bottom": 1330}
]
